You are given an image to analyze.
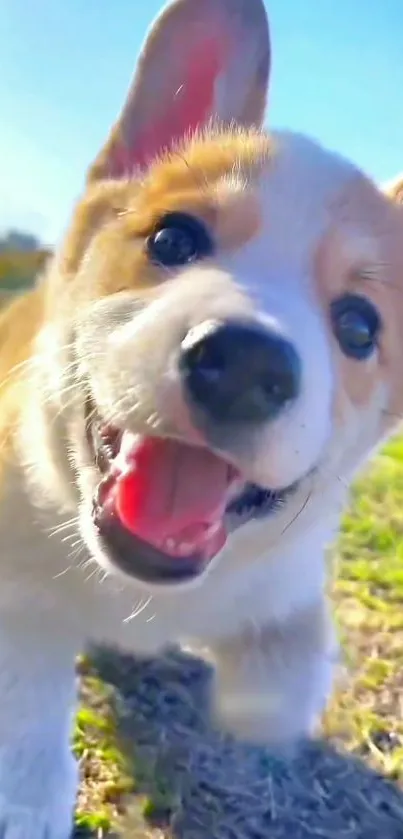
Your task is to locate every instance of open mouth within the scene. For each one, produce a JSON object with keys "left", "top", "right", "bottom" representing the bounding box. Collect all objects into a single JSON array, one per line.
[{"left": 86, "top": 402, "right": 299, "bottom": 585}]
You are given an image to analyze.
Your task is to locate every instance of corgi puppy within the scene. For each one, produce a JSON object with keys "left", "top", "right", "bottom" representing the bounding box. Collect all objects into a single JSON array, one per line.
[{"left": 0, "top": 0, "right": 402, "bottom": 835}]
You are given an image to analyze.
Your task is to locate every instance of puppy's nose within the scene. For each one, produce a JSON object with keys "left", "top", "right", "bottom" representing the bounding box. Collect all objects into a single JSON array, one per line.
[{"left": 179, "top": 319, "right": 301, "bottom": 425}]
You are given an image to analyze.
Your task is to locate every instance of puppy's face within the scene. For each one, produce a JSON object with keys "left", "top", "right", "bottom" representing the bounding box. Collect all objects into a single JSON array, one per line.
[{"left": 40, "top": 0, "right": 403, "bottom": 590}]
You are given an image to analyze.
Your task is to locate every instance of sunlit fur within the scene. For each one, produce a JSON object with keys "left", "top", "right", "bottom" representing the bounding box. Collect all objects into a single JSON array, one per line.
[
  {"left": 0, "top": 0, "right": 402, "bottom": 836},
  {"left": 383, "top": 173, "right": 403, "bottom": 204}
]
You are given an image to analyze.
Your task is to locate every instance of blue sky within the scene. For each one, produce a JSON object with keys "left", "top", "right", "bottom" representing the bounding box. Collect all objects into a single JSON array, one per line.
[{"left": 1, "top": 0, "right": 402, "bottom": 246}]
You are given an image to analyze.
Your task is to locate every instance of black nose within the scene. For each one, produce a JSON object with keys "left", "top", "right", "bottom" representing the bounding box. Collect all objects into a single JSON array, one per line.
[{"left": 179, "top": 319, "right": 301, "bottom": 425}]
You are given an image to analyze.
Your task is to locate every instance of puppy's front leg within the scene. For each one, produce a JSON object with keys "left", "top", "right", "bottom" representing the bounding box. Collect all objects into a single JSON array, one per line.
[
  {"left": 211, "top": 598, "right": 337, "bottom": 751},
  {"left": 0, "top": 620, "right": 79, "bottom": 839}
]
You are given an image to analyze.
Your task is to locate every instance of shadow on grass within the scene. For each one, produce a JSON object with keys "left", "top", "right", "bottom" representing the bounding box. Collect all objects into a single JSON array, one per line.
[{"left": 75, "top": 647, "right": 403, "bottom": 839}]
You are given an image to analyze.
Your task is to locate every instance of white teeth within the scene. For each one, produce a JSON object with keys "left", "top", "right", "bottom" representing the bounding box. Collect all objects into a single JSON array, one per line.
[
  {"left": 206, "top": 521, "right": 221, "bottom": 538},
  {"left": 163, "top": 521, "right": 222, "bottom": 557},
  {"left": 178, "top": 542, "right": 193, "bottom": 555},
  {"left": 164, "top": 538, "right": 194, "bottom": 556}
]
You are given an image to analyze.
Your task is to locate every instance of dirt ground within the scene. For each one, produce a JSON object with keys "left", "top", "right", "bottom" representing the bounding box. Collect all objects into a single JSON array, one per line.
[{"left": 72, "top": 646, "right": 403, "bottom": 839}]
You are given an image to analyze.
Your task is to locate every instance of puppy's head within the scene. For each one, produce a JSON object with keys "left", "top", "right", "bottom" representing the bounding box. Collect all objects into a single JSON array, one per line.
[{"left": 36, "top": 0, "right": 403, "bottom": 590}]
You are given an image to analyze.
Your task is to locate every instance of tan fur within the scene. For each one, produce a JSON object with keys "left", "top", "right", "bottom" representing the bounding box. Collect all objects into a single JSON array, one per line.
[
  {"left": 383, "top": 174, "right": 403, "bottom": 204},
  {"left": 314, "top": 180, "right": 403, "bottom": 419},
  {"left": 0, "top": 286, "right": 46, "bottom": 479},
  {"left": 59, "top": 131, "right": 271, "bottom": 303}
]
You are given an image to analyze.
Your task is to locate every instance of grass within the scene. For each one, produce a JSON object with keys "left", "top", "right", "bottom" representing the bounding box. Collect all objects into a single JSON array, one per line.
[
  {"left": 72, "top": 436, "right": 403, "bottom": 838},
  {"left": 325, "top": 435, "right": 403, "bottom": 772}
]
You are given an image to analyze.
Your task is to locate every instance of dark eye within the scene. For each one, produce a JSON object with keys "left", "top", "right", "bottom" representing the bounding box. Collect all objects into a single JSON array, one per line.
[
  {"left": 331, "top": 293, "right": 381, "bottom": 360},
  {"left": 146, "top": 212, "right": 213, "bottom": 268}
]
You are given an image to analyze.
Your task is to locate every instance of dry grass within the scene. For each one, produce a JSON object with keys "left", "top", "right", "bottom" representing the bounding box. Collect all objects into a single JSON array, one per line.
[{"left": 71, "top": 434, "right": 403, "bottom": 838}]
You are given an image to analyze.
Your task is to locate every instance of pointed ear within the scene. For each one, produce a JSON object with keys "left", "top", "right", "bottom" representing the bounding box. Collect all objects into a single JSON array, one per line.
[
  {"left": 382, "top": 174, "right": 403, "bottom": 204},
  {"left": 88, "top": 0, "right": 271, "bottom": 182}
]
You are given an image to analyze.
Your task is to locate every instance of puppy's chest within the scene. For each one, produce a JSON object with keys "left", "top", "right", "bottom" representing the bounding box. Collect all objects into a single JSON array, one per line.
[{"left": 105, "top": 538, "right": 329, "bottom": 652}]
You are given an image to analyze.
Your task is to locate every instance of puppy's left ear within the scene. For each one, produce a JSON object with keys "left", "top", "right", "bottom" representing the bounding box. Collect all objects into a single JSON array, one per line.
[
  {"left": 87, "top": 0, "right": 271, "bottom": 183},
  {"left": 382, "top": 174, "right": 403, "bottom": 203}
]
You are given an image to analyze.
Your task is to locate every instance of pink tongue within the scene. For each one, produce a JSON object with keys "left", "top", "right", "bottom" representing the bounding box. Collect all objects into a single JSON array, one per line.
[{"left": 111, "top": 436, "right": 234, "bottom": 556}]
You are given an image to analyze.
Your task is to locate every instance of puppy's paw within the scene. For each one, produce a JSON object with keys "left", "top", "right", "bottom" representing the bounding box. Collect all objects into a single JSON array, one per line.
[
  {"left": 0, "top": 620, "right": 80, "bottom": 839},
  {"left": 214, "top": 688, "right": 313, "bottom": 756},
  {"left": 210, "top": 601, "right": 337, "bottom": 755},
  {"left": 0, "top": 801, "right": 73, "bottom": 839},
  {"left": 0, "top": 751, "right": 77, "bottom": 839}
]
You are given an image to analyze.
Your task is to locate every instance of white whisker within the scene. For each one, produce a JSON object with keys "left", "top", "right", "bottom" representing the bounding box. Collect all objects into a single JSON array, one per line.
[{"left": 124, "top": 595, "right": 153, "bottom": 623}]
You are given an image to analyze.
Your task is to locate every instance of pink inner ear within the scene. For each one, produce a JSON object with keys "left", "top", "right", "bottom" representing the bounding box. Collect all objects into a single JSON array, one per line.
[{"left": 111, "top": 35, "right": 228, "bottom": 176}]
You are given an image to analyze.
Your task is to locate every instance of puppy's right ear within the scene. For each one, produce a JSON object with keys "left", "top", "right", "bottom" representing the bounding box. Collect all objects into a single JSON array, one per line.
[
  {"left": 382, "top": 174, "right": 403, "bottom": 204},
  {"left": 88, "top": 0, "right": 271, "bottom": 183}
]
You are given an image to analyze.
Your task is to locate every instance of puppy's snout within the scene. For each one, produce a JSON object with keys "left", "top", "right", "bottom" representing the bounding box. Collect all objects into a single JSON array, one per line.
[{"left": 179, "top": 319, "right": 301, "bottom": 425}]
